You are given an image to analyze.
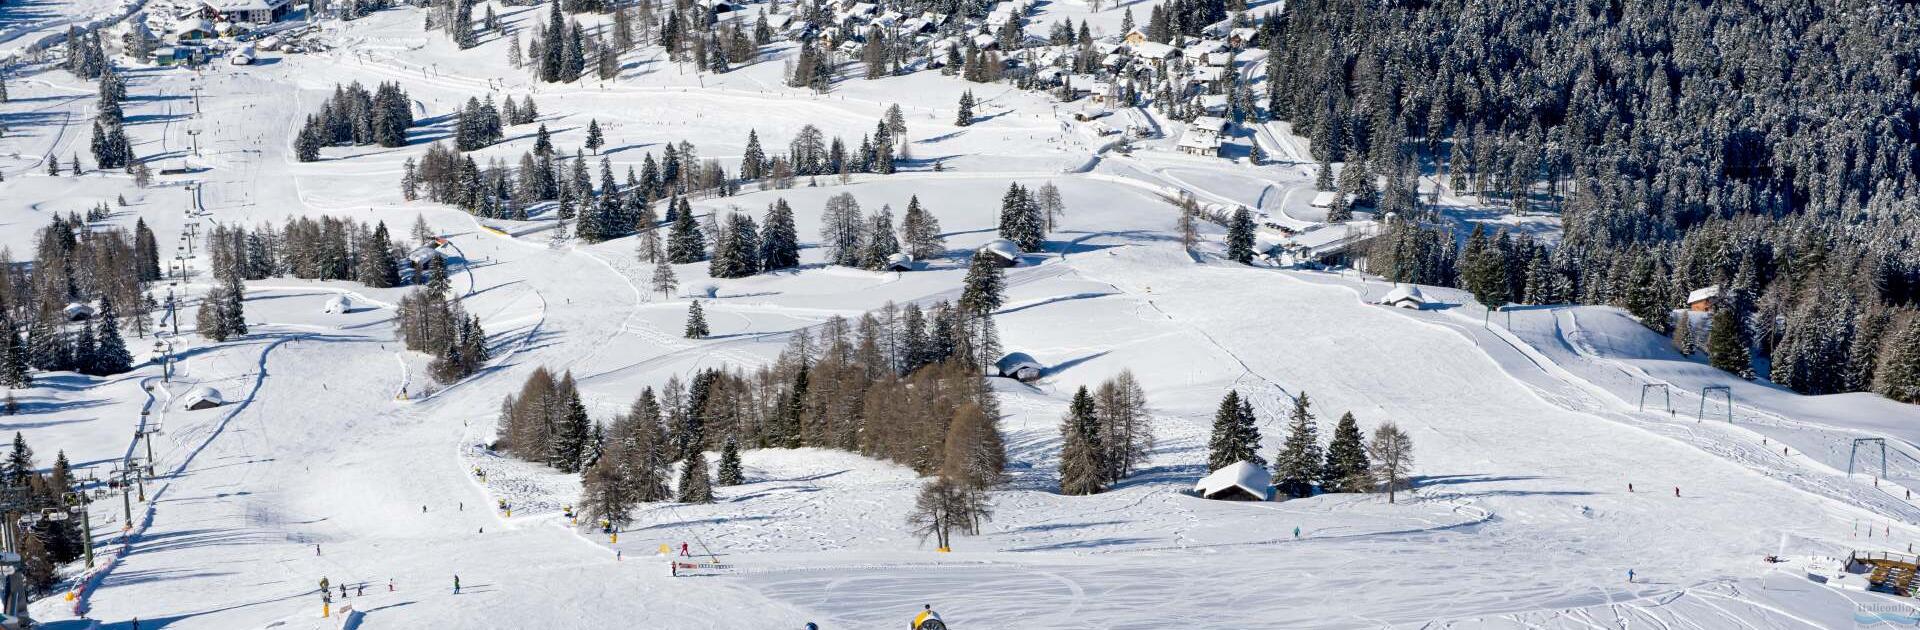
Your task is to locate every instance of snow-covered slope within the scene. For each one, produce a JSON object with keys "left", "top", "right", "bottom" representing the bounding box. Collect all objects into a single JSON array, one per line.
[{"left": 2, "top": 2, "right": 1916, "bottom": 628}]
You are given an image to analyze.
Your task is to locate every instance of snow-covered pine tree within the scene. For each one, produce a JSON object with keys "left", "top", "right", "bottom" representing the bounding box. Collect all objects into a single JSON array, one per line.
[
  {"left": 716, "top": 437, "right": 743, "bottom": 485},
  {"left": 585, "top": 119, "right": 604, "bottom": 154},
  {"left": 860, "top": 204, "right": 900, "bottom": 270},
  {"left": 1877, "top": 318, "right": 1920, "bottom": 403},
  {"left": 740, "top": 129, "right": 766, "bottom": 181},
  {"left": 759, "top": 198, "right": 800, "bottom": 271},
  {"left": 900, "top": 195, "right": 945, "bottom": 260},
  {"left": 1058, "top": 386, "right": 1106, "bottom": 495},
  {"left": 955, "top": 90, "right": 975, "bottom": 126},
  {"left": 677, "top": 451, "right": 713, "bottom": 503},
  {"left": 996, "top": 183, "right": 1044, "bottom": 252},
  {"left": 958, "top": 251, "right": 1005, "bottom": 316},
  {"left": 666, "top": 197, "right": 706, "bottom": 263},
  {"left": 90, "top": 296, "right": 131, "bottom": 375},
  {"left": 1321, "top": 411, "right": 1370, "bottom": 492},
  {"left": 1206, "top": 390, "right": 1263, "bottom": 471},
  {"left": 1225, "top": 206, "right": 1255, "bottom": 264},
  {"left": 1706, "top": 306, "right": 1753, "bottom": 379},
  {"left": 684, "top": 300, "right": 709, "bottom": 339},
  {"left": 1271, "top": 392, "right": 1323, "bottom": 498}
]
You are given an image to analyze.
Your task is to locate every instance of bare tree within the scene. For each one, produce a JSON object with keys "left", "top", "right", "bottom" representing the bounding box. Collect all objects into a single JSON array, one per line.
[
  {"left": 905, "top": 477, "right": 991, "bottom": 550},
  {"left": 1366, "top": 421, "right": 1415, "bottom": 503}
]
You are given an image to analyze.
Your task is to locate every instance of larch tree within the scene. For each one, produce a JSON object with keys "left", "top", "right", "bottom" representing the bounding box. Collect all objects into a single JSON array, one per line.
[
  {"left": 684, "top": 300, "right": 709, "bottom": 339},
  {"left": 1367, "top": 422, "right": 1414, "bottom": 503}
]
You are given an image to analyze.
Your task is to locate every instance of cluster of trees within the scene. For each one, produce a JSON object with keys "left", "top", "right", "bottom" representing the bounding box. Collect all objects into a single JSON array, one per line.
[
  {"left": 61, "top": 26, "right": 109, "bottom": 79},
  {"left": 397, "top": 257, "right": 488, "bottom": 383},
  {"left": 494, "top": 367, "right": 596, "bottom": 472},
  {"left": 557, "top": 300, "right": 1011, "bottom": 531},
  {"left": 815, "top": 193, "right": 944, "bottom": 269},
  {"left": 0, "top": 215, "right": 159, "bottom": 380},
  {"left": 1207, "top": 390, "right": 1415, "bottom": 502},
  {"left": 452, "top": 96, "right": 506, "bottom": 152},
  {"left": 996, "top": 182, "right": 1063, "bottom": 252},
  {"left": 405, "top": 129, "right": 740, "bottom": 233},
  {"left": 3, "top": 434, "right": 90, "bottom": 595},
  {"left": 1056, "top": 372, "right": 1154, "bottom": 495},
  {"left": 295, "top": 82, "right": 416, "bottom": 161},
  {"left": 753, "top": 120, "right": 911, "bottom": 185},
  {"left": 88, "top": 67, "right": 133, "bottom": 170},
  {"left": 201, "top": 216, "right": 408, "bottom": 288},
  {"left": 1266, "top": 0, "right": 1920, "bottom": 403}
]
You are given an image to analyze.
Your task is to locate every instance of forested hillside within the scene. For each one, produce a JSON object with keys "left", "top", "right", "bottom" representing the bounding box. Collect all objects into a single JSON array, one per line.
[{"left": 1270, "top": 0, "right": 1920, "bottom": 398}]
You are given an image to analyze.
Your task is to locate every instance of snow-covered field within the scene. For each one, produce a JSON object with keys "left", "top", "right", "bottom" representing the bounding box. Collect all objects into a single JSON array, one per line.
[{"left": 3, "top": 2, "right": 1919, "bottom": 628}]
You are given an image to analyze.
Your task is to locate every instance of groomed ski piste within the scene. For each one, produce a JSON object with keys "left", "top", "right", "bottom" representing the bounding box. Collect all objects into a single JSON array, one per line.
[{"left": 5, "top": 2, "right": 1920, "bottom": 628}]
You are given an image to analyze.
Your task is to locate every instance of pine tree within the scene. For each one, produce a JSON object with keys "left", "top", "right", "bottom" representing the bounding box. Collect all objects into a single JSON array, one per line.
[
  {"left": 1706, "top": 307, "right": 1753, "bottom": 379},
  {"left": 1271, "top": 392, "right": 1323, "bottom": 498},
  {"left": 1, "top": 319, "right": 29, "bottom": 389},
  {"left": 860, "top": 205, "right": 900, "bottom": 270},
  {"left": 1878, "top": 319, "right": 1920, "bottom": 403},
  {"left": 900, "top": 195, "right": 945, "bottom": 260},
  {"left": 666, "top": 198, "right": 706, "bottom": 263},
  {"left": 585, "top": 118, "right": 605, "bottom": 154},
  {"left": 91, "top": 296, "right": 132, "bottom": 375},
  {"left": 955, "top": 90, "right": 975, "bottom": 126},
  {"left": 1058, "top": 386, "right": 1106, "bottom": 495},
  {"left": 716, "top": 436, "right": 743, "bottom": 485},
  {"left": 1321, "top": 411, "right": 1369, "bottom": 493},
  {"left": 958, "top": 252, "right": 1006, "bottom": 316},
  {"left": 740, "top": 129, "right": 766, "bottom": 180},
  {"left": 676, "top": 452, "right": 714, "bottom": 503},
  {"left": 759, "top": 198, "right": 800, "bottom": 271},
  {"left": 1206, "top": 390, "right": 1263, "bottom": 471},
  {"left": 684, "top": 300, "right": 709, "bottom": 339},
  {"left": 1225, "top": 206, "right": 1256, "bottom": 264},
  {"left": 996, "top": 183, "right": 1044, "bottom": 251},
  {"left": 4, "top": 432, "right": 32, "bottom": 487}
]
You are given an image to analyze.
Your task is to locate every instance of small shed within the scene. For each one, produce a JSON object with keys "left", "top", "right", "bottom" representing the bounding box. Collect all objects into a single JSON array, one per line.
[
  {"left": 884, "top": 252, "right": 915, "bottom": 272},
  {"left": 63, "top": 302, "right": 97, "bottom": 322},
  {"left": 1687, "top": 285, "right": 1719, "bottom": 312},
  {"left": 407, "top": 244, "right": 446, "bottom": 267},
  {"left": 323, "top": 295, "right": 352, "bottom": 314},
  {"left": 228, "top": 46, "right": 255, "bottom": 65},
  {"left": 1380, "top": 284, "right": 1427, "bottom": 310},
  {"left": 977, "top": 239, "right": 1022, "bottom": 267},
  {"left": 183, "top": 387, "right": 225, "bottom": 410},
  {"left": 1309, "top": 191, "right": 1341, "bottom": 208},
  {"left": 1195, "top": 461, "right": 1272, "bottom": 501},
  {"left": 994, "top": 352, "right": 1043, "bottom": 382}
]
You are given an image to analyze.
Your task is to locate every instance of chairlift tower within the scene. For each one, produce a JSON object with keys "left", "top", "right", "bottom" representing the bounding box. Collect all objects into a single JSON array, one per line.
[
  {"left": 1698, "top": 385, "right": 1733, "bottom": 422},
  {"left": 1639, "top": 383, "right": 1672, "bottom": 415},
  {"left": 1850, "top": 437, "right": 1889, "bottom": 480}
]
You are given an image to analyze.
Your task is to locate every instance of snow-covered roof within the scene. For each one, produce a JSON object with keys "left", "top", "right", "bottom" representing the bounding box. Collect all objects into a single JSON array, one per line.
[
  {"left": 994, "top": 352, "right": 1043, "bottom": 378},
  {"left": 1189, "top": 116, "right": 1229, "bottom": 133},
  {"left": 763, "top": 13, "right": 793, "bottom": 29},
  {"left": 63, "top": 302, "right": 96, "bottom": 320},
  {"left": 1199, "top": 94, "right": 1230, "bottom": 111},
  {"left": 407, "top": 244, "right": 446, "bottom": 265},
  {"left": 1380, "top": 284, "right": 1427, "bottom": 307},
  {"left": 1205, "top": 52, "right": 1233, "bottom": 66},
  {"left": 183, "top": 387, "right": 225, "bottom": 408},
  {"left": 1229, "top": 27, "right": 1258, "bottom": 42},
  {"left": 979, "top": 238, "right": 1022, "bottom": 262},
  {"left": 175, "top": 17, "right": 215, "bottom": 34},
  {"left": 1190, "top": 66, "right": 1224, "bottom": 82},
  {"left": 1195, "top": 461, "right": 1272, "bottom": 500},
  {"left": 885, "top": 252, "right": 914, "bottom": 270},
  {"left": 1129, "top": 41, "right": 1177, "bottom": 59},
  {"left": 203, "top": 0, "right": 287, "bottom": 12},
  {"left": 323, "top": 295, "right": 352, "bottom": 314},
  {"left": 1309, "top": 191, "right": 1341, "bottom": 207},
  {"left": 1687, "top": 285, "right": 1720, "bottom": 305},
  {"left": 1183, "top": 39, "right": 1224, "bottom": 58},
  {"left": 1177, "top": 129, "right": 1222, "bottom": 151}
]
